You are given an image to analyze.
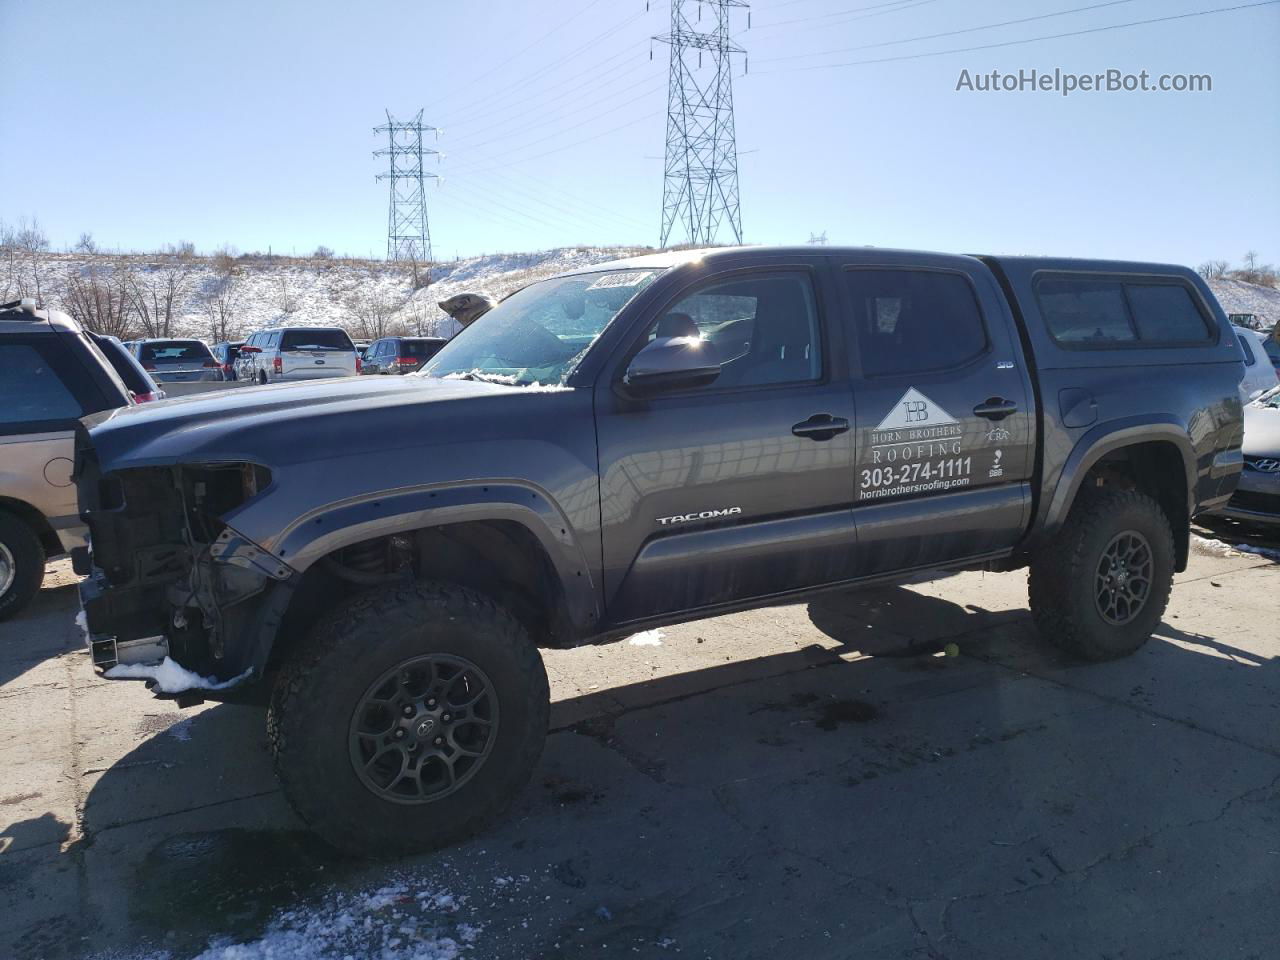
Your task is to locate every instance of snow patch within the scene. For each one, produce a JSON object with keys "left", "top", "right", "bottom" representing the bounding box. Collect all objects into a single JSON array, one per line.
[
  {"left": 1234, "top": 542, "right": 1280, "bottom": 561},
  {"left": 627, "top": 629, "right": 665, "bottom": 647},
  {"left": 104, "top": 657, "right": 252, "bottom": 694}
]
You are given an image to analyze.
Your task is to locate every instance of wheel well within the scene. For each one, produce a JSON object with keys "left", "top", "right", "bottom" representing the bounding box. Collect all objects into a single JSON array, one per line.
[
  {"left": 0, "top": 497, "right": 60, "bottom": 558},
  {"left": 269, "top": 519, "right": 569, "bottom": 670},
  {"left": 1081, "top": 441, "right": 1190, "bottom": 570}
]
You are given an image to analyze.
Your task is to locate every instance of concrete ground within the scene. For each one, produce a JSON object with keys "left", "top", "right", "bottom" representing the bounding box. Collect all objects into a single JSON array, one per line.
[{"left": 2, "top": 535, "right": 1278, "bottom": 960}]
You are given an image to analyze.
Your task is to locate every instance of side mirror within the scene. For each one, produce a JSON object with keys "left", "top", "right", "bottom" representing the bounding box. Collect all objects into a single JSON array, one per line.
[
  {"left": 624, "top": 336, "right": 721, "bottom": 394},
  {"left": 239, "top": 345, "right": 261, "bottom": 354}
]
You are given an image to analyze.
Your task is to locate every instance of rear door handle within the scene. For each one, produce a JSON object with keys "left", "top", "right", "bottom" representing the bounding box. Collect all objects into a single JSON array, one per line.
[
  {"left": 973, "top": 398, "right": 1019, "bottom": 420},
  {"left": 792, "top": 414, "right": 850, "bottom": 441}
]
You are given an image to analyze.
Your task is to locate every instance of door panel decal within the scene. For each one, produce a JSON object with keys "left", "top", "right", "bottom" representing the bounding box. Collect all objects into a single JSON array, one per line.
[{"left": 860, "top": 387, "right": 971, "bottom": 501}]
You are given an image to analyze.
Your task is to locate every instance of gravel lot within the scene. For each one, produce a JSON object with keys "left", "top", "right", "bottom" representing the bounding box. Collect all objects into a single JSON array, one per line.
[{"left": 2, "top": 537, "right": 1278, "bottom": 960}]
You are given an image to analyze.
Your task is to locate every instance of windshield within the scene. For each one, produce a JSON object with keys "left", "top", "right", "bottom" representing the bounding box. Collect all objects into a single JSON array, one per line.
[
  {"left": 281, "top": 329, "right": 354, "bottom": 351},
  {"left": 138, "top": 340, "right": 213, "bottom": 364},
  {"left": 422, "top": 269, "right": 660, "bottom": 386}
]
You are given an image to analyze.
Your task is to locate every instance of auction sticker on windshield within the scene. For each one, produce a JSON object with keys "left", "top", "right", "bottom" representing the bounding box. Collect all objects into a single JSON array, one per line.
[
  {"left": 586, "top": 270, "right": 656, "bottom": 289},
  {"left": 859, "top": 388, "right": 972, "bottom": 500}
]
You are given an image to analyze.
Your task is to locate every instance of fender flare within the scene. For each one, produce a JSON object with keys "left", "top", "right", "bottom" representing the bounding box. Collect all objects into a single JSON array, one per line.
[
  {"left": 266, "top": 479, "right": 600, "bottom": 634},
  {"left": 1041, "top": 416, "right": 1197, "bottom": 536}
]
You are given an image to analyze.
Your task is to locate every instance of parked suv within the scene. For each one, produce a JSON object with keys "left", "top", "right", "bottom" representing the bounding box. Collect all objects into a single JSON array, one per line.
[
  {"left": 88, "top": 333, "right": 166, "bottom": 403},
  {"left": 361, "top": 336, "right": 448, "bottom": 375},
  {"left": 211, "top": 341, "right": 245, "bottom": 381},
  {"left": 76, "top": 247, "right": 1244, "bottom": 855},
  {"left": 128, "top": 338, "right": 222, "bottom": 385},
  {"left": 0, "top": 300, "right": 133, "bottom": 619},
  {"left": 236, "top": 326, "right": 359, "bottom": 383}
]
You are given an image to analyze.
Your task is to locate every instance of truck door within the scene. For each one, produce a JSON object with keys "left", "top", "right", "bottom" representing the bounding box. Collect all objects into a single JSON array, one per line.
[
  {"left": 594, "top": 261, "right": 858, "bottom": 626},
  {"left": 837, "top": 258, "right": 1035, "bottom": 576}
]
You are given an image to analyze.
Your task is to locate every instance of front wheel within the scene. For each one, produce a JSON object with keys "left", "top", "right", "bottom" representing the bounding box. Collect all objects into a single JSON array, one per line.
[
  {"left": 1029, "top": 489, "right": 1175, "bottom": 661},
  {"left": 267, "top": 582, "right": 549, "bottom": 857}
]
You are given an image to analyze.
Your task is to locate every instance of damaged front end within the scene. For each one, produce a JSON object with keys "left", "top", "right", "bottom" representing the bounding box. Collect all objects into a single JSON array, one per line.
[{"left": 76, "top": 443, "right": 294, "bottom": 698}]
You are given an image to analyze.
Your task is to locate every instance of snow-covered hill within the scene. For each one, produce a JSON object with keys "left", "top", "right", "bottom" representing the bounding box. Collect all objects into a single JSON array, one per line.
[
  {"left": 1207, "top": 278, "right": 1280, "bottom": 331},
  {"left": 2, "top": 246, "right": 653, "bottom": 342}
]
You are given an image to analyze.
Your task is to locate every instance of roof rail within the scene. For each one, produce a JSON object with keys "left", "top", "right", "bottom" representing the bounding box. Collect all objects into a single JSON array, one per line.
[{"left": 0, "top": 297, "right": 39, "bottom": 315}]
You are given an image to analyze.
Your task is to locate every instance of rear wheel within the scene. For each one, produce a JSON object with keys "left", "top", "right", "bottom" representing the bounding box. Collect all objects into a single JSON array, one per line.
[
  {"left": 268, "top": 581, "right": 549, "bottom": 857},
  {"left": 0, "top": 511, "right": 45, "bottom": 622},
  {"left": 257, "top": 370, "right": 268, "bottom": 385},
  {"left": 1029, "top": 489, "right": 1175, "bottom": 660}
]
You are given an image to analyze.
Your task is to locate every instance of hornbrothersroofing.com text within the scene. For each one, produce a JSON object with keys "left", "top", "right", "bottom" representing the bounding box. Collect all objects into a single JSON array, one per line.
[{"left": 956, "top": 68, "right": 1212, "bottom": 96}]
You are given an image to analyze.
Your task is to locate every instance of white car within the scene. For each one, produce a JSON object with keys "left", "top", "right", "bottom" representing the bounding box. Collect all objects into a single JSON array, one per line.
[{"left": 1235, "top": 327, "right": 1279, "bottom": 402}]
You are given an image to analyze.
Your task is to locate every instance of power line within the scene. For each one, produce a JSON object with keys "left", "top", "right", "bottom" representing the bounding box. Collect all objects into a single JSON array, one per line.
[
  {"left": 757, "top": 0, "right": 1280, "bottom": 73},
  {"left": 434, "top": 6, "right": 654, "bottom": 126},
  {"left": 748, "top": 0, "right": 939, "bottom": 31},
  {"left": 455, "top": 110, "right": 663, "bottom": 175},
  {"left": 756, "top": 0, "right": 1146, "bottom": 63},
  {"left": 445, "top": 59, "right": 659, "bottom": 154}
]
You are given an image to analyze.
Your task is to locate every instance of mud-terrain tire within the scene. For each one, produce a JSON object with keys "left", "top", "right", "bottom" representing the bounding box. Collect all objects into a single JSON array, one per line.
[
  {"left": 1029, "top": 489, "right": 1174, "bottom": 661},
  {"left": 0, "top": 511, "right": 45, "bottom": 622},
  {"left": 268, "top": 581, "right": 549, "bottom": 857}
]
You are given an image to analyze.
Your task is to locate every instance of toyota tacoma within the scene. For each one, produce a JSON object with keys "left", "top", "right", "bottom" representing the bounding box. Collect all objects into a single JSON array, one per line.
[{"left": 75, "top": 246, "right": 1245, "bottom": 855}]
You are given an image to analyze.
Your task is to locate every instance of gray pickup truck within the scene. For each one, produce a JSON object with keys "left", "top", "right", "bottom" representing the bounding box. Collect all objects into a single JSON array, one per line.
[{"left": 75, "top": 246, "right": 1244, "bottom": 856}]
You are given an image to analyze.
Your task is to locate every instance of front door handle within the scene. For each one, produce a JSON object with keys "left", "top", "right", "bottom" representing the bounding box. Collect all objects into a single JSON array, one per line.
[
  {"left": 792, "top": 414, "right": 850, "bottom": 441},
  {"left": 973, "top": 398, "right": 1019, "bottom": 421}
]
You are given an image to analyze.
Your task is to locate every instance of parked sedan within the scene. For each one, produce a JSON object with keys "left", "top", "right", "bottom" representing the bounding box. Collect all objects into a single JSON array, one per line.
[
  {"left": 1212, "top": 385, "right": 1280, "bottom": 529},
  {"left": 361, "top": 336, "right": 448, "bottom": 375},
  {"left": 130, "top": 338, "right": 222, "bottom": 384}
]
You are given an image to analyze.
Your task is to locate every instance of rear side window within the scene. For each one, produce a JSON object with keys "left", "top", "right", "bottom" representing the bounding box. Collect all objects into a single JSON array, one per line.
[
  {"left": 0, "top": 343, "right": 84, "bottom": 424},
  {"left": 281, "top": 329, "right": 353, "bottom": 351},
  {"left": 1237, "top": 334, "right": 1257, "bottom": 367},
  {"left": 1036, "top": 276, "right": 1213, "bottom": 347},
  {"left": 843, "top": 269, "right": 987, "bottom": 377},
  {"left": 1034, "top": 280, "right": 1134, "bottom": 344}
]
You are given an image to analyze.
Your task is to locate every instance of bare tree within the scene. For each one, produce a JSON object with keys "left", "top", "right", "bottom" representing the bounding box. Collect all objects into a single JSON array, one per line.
[
  {"left": 313, "top": 245, "right": 334, "bottom": 260},
  {"left": 1197, "top": 260, "right": 1230, "bottom": 280},
  {"left": 344, "top": 287, "right": 399, "bottom": 340},
  {"left": 6, "top": 216, "right": 50, "bottom": 305},
  {"left": 75, "top": 232, "right": 98, "bottom": 254},
  {"left": 125, "top": 251, "right": 194, "bottom": 338},
  {"left": 276, "top": 276, "right": 299, "bottom": 316},
  {"left": 62, "top": 264, "right": 135, "bottom": 339},
  {"left": 1232, "top": 251, "right": 1278, "bottom": 288},
  {"left": 201, "top": 272, "right": 243, "bottom": 344}
]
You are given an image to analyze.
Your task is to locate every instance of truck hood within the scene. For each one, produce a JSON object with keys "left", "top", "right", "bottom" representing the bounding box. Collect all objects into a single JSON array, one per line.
[
  {"left": 1242, "top": 404, "right": 1280, "bottom": 458},
  {"left": 83, "top": 375, "right": 522, "bottom": 472}
]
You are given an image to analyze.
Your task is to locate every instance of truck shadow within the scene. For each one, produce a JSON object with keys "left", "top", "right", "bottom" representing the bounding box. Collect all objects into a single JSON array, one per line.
[{"left": 12, "top": 581, "right": 1280, "bottom": 959}]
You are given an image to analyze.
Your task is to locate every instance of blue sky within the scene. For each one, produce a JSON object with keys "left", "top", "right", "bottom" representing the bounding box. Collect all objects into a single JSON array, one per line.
[{"left": 2, "top": 0, "right": 1277, "bottom": 267}]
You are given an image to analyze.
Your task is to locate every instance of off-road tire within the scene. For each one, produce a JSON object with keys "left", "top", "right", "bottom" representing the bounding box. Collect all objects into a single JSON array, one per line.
[
  {"left": 0, "top": 511, "right": 45, "bottom": 623},
  {"left": 1029, "top": 489, "right": 1174, "bottom": 661},
  {"left": 267, "top": 581, "right": 549, "bottom": 858}
]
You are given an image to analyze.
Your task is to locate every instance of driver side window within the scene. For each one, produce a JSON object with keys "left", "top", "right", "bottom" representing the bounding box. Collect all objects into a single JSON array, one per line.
[{"left": 644, "top": 272, "right": 821, "bottom": 389}]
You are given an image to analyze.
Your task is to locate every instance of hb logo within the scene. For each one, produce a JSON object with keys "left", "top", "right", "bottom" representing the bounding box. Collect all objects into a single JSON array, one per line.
[{"left": 904, "top": 400, "right": 928, "bottom": 423}]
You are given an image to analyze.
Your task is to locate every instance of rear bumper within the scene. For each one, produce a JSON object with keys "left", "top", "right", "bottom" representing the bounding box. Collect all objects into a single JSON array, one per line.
[{"left": 152, "top": 371, "right": 223, "bottom": 383}]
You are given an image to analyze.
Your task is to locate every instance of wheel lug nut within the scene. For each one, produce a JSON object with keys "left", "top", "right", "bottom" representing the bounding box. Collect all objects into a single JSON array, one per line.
[
  {"left": 442, "top": 714, "right": 451, "bottom": 723},
  {"left": 402, "top": 705, "right": 414, "bottom": 717},
  {"left": 434, "top": 737, "right": 443, "bottom": 746},
  {"left": 427, "top": 699, "right": 436, "bottom": 708},
  {"left": 394, "top": 729, "right": 405, "bottom": 739}
]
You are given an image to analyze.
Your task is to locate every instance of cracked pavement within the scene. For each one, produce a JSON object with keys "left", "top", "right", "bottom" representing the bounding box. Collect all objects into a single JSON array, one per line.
[{"left": 2, "top": 539, "right": 1278, "bottom": 959}]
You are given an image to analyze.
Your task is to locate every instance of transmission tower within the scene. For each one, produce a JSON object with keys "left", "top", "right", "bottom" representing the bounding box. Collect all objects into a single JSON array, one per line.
[
  {"left": 374, "top": 110, "right": 439, "bottom": 262},
  {"left": 655, "top": 0, "right": 748, "bottom": 249}
]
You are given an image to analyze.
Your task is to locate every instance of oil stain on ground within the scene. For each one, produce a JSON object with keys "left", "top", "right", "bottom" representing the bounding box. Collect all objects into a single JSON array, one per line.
[
  {"left": 129, "top": 828, "right": 355, "bottom": 953},
  {"left": 814, "top": 699, "right": 879, "bottom": 730}
]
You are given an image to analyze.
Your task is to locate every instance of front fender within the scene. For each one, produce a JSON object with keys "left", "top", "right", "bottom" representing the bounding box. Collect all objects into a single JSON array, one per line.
[{"left": 265, "top": 480, "right": 600, "bottom": 635}]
